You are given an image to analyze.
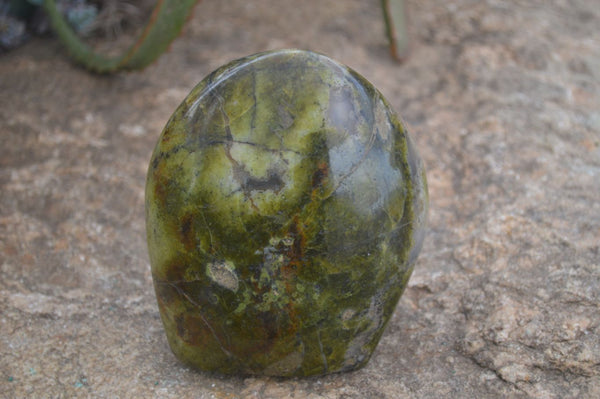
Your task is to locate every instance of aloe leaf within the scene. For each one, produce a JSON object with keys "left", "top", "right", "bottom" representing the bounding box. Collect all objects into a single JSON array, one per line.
[
  {"left": 43, "top": 0, "right": 199, "bottom": 73},
  {"left": 381, "top": 0, "right": 409, "bottom": 62}
]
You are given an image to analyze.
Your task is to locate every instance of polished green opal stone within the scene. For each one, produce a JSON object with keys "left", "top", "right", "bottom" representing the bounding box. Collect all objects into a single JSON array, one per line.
[{"left": 145, "top": 49, "right": 428, "bottom": 377}]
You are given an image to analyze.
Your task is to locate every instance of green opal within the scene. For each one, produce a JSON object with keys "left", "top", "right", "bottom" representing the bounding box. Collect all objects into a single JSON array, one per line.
[{"left": 145, "top": 49, "right": 428, "bottom": 377}]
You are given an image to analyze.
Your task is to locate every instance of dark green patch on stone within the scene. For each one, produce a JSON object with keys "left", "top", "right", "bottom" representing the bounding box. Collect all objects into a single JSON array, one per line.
[{"left": 146, "top": 49, "right": 428, "bottom": 377}]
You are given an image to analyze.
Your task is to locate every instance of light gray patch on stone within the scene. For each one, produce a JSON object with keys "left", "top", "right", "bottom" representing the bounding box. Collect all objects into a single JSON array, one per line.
[
  {"left": 343, "top": 294, "right": 385, "bottom": 368},
  {"left": 342, "top": 308, "right": 357, "bottom": 321},
  {"left": 206, "top": 261, "right": 239, "bottom": 292}
]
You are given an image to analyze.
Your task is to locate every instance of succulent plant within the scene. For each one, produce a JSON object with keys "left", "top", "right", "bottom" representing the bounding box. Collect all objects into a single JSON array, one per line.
[{"left": 3, "top": 1, "right": 409, "bottom": 72}]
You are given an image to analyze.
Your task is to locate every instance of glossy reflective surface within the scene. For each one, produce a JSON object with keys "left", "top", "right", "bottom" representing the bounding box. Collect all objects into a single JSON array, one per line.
[{"left": 146, "top": 49, "right": 428, "bottom": 376}]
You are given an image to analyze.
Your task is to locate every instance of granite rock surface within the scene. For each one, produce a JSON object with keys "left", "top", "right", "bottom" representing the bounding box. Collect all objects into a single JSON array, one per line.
[{"left": 1, "top": 0, "right": 599, "bottom": 397}]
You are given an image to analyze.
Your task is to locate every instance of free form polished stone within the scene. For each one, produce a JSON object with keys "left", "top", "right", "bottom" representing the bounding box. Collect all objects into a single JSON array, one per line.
[{"left": 145, "top": 49, "right": 428, "bottom": 377}]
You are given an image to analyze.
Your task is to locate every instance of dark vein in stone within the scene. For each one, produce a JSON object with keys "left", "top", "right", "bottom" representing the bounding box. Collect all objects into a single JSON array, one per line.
[
  {"left": 326, "top": 113, "right": 378, "bottom": 199},
  {"left": 156, "top": 280, "right": 233, "bottom": 358}
]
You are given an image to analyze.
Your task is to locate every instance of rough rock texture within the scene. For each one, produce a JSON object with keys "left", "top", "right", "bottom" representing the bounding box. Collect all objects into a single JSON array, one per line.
[{"left": 0, "top": 0, "right": 598, "bottom": 397}]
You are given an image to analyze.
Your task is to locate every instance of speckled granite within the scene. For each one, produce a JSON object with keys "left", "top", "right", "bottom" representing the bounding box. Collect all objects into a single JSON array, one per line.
[{"left": 1, "top": 0, "right": 599, "bottom": 397}]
